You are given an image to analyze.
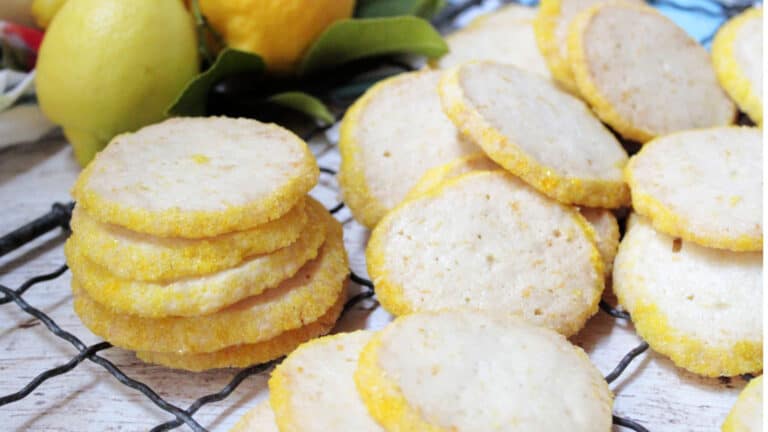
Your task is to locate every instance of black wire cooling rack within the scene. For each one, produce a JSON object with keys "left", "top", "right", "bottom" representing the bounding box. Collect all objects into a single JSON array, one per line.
[{"left": 0, "top": 0, "right": 759, "bottom": 430}]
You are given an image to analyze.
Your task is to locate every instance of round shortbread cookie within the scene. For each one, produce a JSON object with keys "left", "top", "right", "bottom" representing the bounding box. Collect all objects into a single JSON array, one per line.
[
  {"left": 439, "top": 61, "right": 629, "bottom": 208},
  {"left": 72, "top": 117, "right": 318, "bottom": 238},
  {"left": 432, "top": 4, "right": 550, "bottom": 78},
  {"left": 625, "top": 127, "right": 762, "bottom": 252},
  {"left": 367, "top": 171, "right": 604, "bottom": 336},
  {"left": 66, "top": 199, "right": 331, "bottom": 318},
  {"left": 578, "top": 207, "right": 619, "bottom": 276},
  {"left": 338, "top": 70, "right": 477, "bottom": 228},
  {"left": 713, "top": 7, "right": 763, "bottom": 126},
  {"left": 72, "top": 217, "right": 347, "bottom": 352},
  {"left": 70, "top": 200, "right": 308, "bottom": 282},
  {"left": 269, "top": 331, "right": 384, "bottom": 432},
  {"left": 534, "top": 0, "right": 643, "bottom": 92},
  {"left": 722, "top": 376, "right": 763, "bottom": 432},
  {"left": 230, "top": 402, "right": 279, "bottom": 432},
  {"left": 406, "top": 154, "right": 618, "bottom": 276},
  {"left": 136, "top": 292, "right": 344, "bottom": 372},
  {"left": 567, "top": 3, "right": 736, "bottom": 142},
  {"left": 355, "top": 310, "right": 613, "bottom": 431},
  {"left": 613, "top": 215, "right": 762, "bottom": 377}
]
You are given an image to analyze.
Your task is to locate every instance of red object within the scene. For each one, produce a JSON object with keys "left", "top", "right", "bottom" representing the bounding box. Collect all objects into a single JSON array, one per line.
[
  {"left": 0, "top": 21, "right": 45, "bottom": 69},
  {"left": 2, "top": 22, "right": 44, "bottom": 51}
]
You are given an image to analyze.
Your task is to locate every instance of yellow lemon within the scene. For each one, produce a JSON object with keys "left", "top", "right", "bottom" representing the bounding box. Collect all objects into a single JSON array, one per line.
[
  {"left": 31, "top": 0, "right": 67, "bottom": 28},
  {"left": 35, "top": 0, "right": 198, "bottom": 166},
  {"left": 200, "top": 0, "right": 355, "bottom": 73}
]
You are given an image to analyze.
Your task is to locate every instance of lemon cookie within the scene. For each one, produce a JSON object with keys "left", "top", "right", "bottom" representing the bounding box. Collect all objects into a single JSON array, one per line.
[
  {"left": 137, "top": 293, "right": 344, "bottom": 371},
  {"left": 713, "top": 7, "right": 763, "bottom": 126},
  {"left": 534, "top": 0, "right": 643, "bottom": 92},
  {"left": 568, "top": 3, "right": 735, "bottom": 142},
  {"left": 355, "top": 310, "right": 613, "bottom": 431},
  {"left": 432, "top": 4, "right": 550, "bottom": 78},
  {"left": 625, "top": 127, "right": 762, "bottom": 251},
  {"left": 67, "top": 199, "right": 330, "bottom": 318},
  {"left": 269, "top": 331, "right": 384, "bottom": 432},
  {"left": 72, "top": 117, "right": 318, "bottom": 238},
  {"left": 439, "top": 61, "right": 629, "bottom": 208},
  {"left": 368, "top": 171, "right": 603, "bottom": 336},
  {"left": 70, "top": 200, "right": 307, "bottom": 282},
  {"left": 339, "top": 70, "right": 477, "bottom": 228},
  {"left": 613, "top": 215, "right": 762, "bottom": 377},
  {"left": 722, "top": 376, "right": 763, "bottom": 432},
  {"left": 72, "top": 216, "right": 347, "bottom": 352},
  {"left": 230, "top": 402, "right": 279, "bottom": 432}
]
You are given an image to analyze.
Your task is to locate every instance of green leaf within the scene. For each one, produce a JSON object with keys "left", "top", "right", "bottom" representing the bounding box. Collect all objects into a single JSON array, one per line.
[
  {"left": 355, "top": 0, "right": 446, "bottom": 19},
  {"left": 168, "top": 48, "right": 265, "bottom": 116},
  {"left": 298, "top": 17, "right": 447, "bottom": 76},
  {"left": 267, "top": 91, "right": 335, "bottom": 124}
]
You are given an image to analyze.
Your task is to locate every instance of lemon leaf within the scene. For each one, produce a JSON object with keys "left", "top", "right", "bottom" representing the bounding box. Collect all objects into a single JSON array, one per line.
[
  {"left": 168, "top": 48, "right": 265, "bottom": 116},
  {"left": 267, "top": 91, "right": 335, "bottom": 124},
  {"left": 298, "top": 17, "right": 447, "bottom": 75},
  {"left": 355, "top": 0, "right": 446, "bottom": 19}
]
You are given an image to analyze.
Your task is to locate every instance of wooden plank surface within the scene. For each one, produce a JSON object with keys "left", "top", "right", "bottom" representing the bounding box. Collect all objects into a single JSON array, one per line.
[{"left": 0, "top": 134, "right": 747, "bottom": 431}]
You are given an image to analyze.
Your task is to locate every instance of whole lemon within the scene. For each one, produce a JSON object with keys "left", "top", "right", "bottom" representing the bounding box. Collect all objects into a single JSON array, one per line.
[
  {"left": 31, "top": 0, "right": 67, "bottom": 28},
  {"left": 35, "top": 0, "right": 198, "bottom": 166},
  {"left": 200, "top": 0, "right": 354, "bottom": 73}
]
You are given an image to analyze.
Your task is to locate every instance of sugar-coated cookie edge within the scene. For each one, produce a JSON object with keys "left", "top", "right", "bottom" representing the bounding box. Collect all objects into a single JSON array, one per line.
[
  {"left": 534, "top": 0, "right": 580, "bottom": 92},
  {"left": 268, "top": 330, "right": 376, "bottom": 432},
  {"left": 72, "top": 216, "right": 348, "bottom": 352},
  {"left": 712, "top": 7, "right": 763, "bottom": 127},
  {"left": 66, "top": 199, "right": 331, "bottom": 318},
  {"left": 136, "top": 292, "right": 344, "bottom": 372},
  {"left": 721, "top": 375, "right": 763, "bottom": 431},
  {"left": 366, "top": 170, "right": 605, "bottom": 336},
  {"left": 438, "top": 62, "right": 630, "bottom": 208},
  {"left": 613, "top": 216, "right": 763, "bottom": 377},
  {"left": 71, "top": 199, "right": 308, "bottom": 282},
  {"left": 338, "top": 73, "right": 421, "bottom": 229},
  {"left": 624, "top": 127, "right": 762, "bottom": 252}
]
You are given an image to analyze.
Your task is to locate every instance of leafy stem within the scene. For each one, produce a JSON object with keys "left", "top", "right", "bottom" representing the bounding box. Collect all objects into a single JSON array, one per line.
[{"left": 190, "top": 0, "right": 224, "bottom": 66}]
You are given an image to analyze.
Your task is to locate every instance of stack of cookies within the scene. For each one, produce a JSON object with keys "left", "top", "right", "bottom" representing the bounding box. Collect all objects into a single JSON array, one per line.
[{"left": 65, "top": 117, "right": 349, "bottom": 371}]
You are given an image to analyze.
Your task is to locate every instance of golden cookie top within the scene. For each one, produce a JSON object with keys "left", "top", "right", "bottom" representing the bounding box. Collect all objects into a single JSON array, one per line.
[{"left": 73, "top": 116, "right": 318, "bottom": 237}]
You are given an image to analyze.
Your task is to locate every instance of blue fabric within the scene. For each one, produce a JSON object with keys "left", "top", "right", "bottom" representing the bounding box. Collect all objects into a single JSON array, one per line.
[
  {"left": 649, "top": 0, "right": 759, "bottom": 48},
  {"left": 657, "top": 2, "right": 725, "bottom": 46}
]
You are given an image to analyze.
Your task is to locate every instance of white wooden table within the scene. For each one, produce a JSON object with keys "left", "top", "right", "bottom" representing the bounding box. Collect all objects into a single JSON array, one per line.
[{"left": 0, "top": 132, "right": 746, "bottom": 431}]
